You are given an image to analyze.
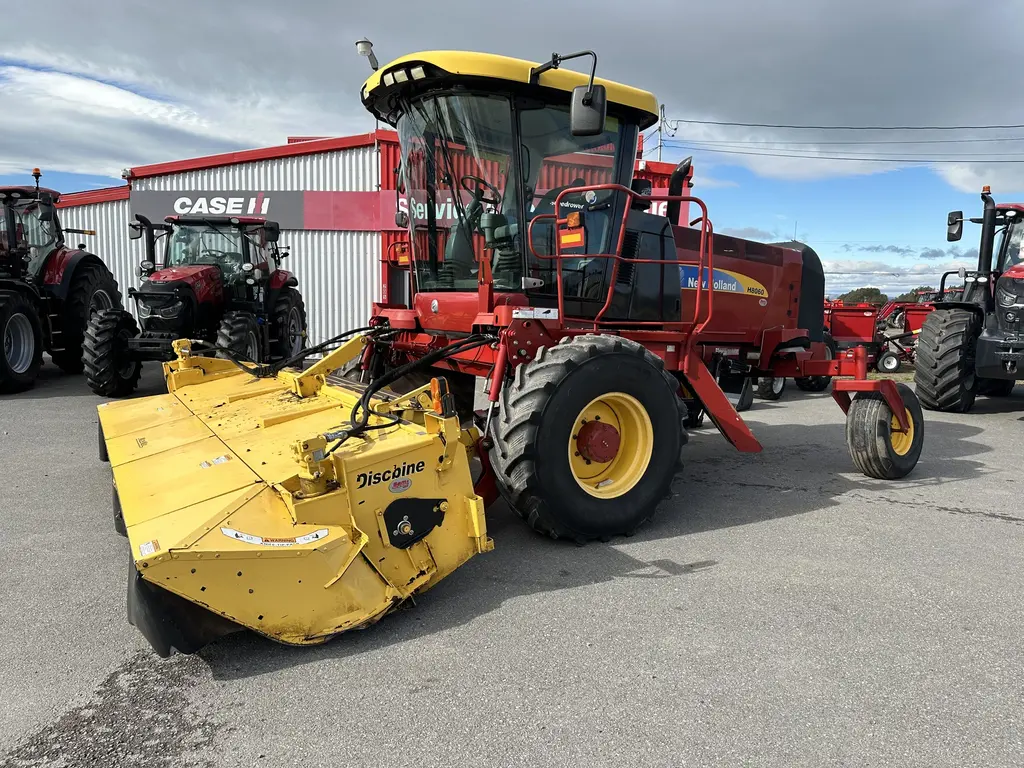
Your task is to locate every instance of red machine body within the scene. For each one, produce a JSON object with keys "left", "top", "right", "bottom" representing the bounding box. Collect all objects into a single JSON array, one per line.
[{"left": 147, "top": 265, "right": 225, "bottom": 306}]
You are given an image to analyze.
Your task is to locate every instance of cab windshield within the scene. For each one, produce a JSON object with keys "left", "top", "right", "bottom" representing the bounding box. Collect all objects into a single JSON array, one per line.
[
  {"left": 165, "top": 225, "right": 246, "bottom": 280},
  {"left": 397, "top": 92, "right": 635, "bottom": 294},
  {"left": 997, "top": 222, "right": 1024, "bottom": 271}
]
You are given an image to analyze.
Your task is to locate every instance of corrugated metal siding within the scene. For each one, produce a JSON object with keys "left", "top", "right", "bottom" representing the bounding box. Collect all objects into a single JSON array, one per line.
[
  {"left": 132, "top": 147, "right": 379, "bottom": 193},
  {"left": 58, "top": 199, "right": 145, "bottom": 312},
  {"left": 284, "top": 230, "right": 381, "bottom": 345}
]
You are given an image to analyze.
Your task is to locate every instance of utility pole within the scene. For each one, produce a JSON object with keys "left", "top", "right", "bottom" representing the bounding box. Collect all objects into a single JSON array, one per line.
[{"left": 658, "top": 104, "right": 665, "bottom": 162}]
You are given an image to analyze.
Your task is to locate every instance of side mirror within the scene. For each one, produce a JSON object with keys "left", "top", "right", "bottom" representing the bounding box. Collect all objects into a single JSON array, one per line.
[
  {"left": 395, "top": 210, "right": 409, "bottom": 228},
  {"left": 570, "top": 84, "right": 607, "bottom": 137},
  {"left": 38, "top": 202, "right": 58, "bottom": 223},
  {"left": 263, "top": 221, "right": 280, "bottom": 243},
  {"left": 947, "top": 210, "right": 963, "bottom": 242},
  {"left": 128, "top": 223, "right": 143, "bottom": 240}
]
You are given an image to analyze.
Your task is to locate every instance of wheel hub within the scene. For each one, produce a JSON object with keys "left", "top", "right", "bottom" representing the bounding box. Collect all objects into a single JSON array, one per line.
[
  {"left": 889, "top": 408, "right": 915, "bottom": 456},
  {"left": 4, "top": 313, "right": 35, "bottom": 374},
  {"left": 576, "top": 420, "right": 621, "bottom": 463}
]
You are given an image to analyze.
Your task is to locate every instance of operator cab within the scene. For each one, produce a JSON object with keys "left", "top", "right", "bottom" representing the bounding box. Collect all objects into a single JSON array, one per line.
[
  {"left": 0, "top": 186, "right": 63, "bottom": 277},
  {"left": 362, "top": 51, "right": 662, "bottom": 322},
  {"left": 161, "top": 216, "right": 276, "bottom": 284}
]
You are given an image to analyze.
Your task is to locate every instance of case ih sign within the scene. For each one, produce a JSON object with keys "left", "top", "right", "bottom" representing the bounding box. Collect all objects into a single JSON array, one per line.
[{"left": 130, "top": 189, "right": 673, "bottom": 232}]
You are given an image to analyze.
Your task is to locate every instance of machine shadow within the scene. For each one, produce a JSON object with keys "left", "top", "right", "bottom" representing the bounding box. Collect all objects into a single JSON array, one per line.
[{"left": 198, "top": 417, "right": 989, "bottom": 681}]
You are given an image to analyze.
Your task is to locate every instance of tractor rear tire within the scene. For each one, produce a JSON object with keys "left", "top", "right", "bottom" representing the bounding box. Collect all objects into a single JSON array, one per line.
[
  {"left": 0, "top": 290, "right": 43, "bottom": 393},
  {"left": 913, "top": 308, "right": 978, "bottom": 413},
  {"left": 490, "top": 334, "right": 686, "bottom": 542},
  {"left": 216, "top": 312, "right": 262, "bottom": 363},
  {"left": 271, "top": 287, "right": 307, "bottom": 360},
  {"left": 51, "top": 262, "right": 121, "bottom": 374},
  {"left": 846, "top": 383, "right": 923, "bottom": 479},
  {"left": 795, "top": 333, "right": 837, "bottom": 392},
  {"left": 756, "top": 376, "right": 786, "bottom": 400},
  {"left": 876, "top": 350, "right": 902, "bottom": 374},
  {"left": 977, "top": 378, "right": 1015, "bottom": 397},
  {"left": 83, "top": 309, "right": 143, "bottom": 397}
]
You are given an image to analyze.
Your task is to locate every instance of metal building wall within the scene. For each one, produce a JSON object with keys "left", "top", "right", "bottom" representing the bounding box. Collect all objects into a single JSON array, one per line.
[
  {"left": 57, "top": 198, "right": 146, "bottom": 312},
  {"left": 130, "top": 147, "right": 379, "bottom": 193},
  {"left": 282, "top": 230, "right": 381, "bottom": 345},
  {"left": 132, "top": 146, "right": 382, "bottom": 343}
]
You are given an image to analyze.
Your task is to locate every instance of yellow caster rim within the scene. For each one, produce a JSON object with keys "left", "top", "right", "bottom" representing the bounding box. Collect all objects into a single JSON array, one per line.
[
  {"left": 889, "top": 408, "right": 915, "bottom": 456},
  {"left": 568, "top": 392, "right": 654, "bottom": 499}
]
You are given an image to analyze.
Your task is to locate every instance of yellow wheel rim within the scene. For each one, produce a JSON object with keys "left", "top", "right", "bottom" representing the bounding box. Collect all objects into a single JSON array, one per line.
[
  {"left": 889, "top": 408, "right": 915, "bottom": 456},
  {"left": 568, "top": 392, "right": 654, "bottom": 499}
]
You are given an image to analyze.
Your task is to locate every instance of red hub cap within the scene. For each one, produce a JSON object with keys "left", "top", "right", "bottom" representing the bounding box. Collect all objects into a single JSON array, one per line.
[{"left": 576, "top": 420, "right": 621, "bottom": 463}]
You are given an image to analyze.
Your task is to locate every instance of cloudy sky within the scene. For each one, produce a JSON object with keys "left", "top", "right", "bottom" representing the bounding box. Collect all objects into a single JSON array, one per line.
[{"left": 2, "top": 0, "right": 1021, "bottom": 295}]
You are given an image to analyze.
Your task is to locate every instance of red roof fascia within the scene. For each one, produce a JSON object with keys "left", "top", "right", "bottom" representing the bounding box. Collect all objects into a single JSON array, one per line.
[
  {"left": 125, "top": 129, "right": 399, "bottom": 180},
  {"left": 56, "top": 185, "right": 130, "bottom": 208}
]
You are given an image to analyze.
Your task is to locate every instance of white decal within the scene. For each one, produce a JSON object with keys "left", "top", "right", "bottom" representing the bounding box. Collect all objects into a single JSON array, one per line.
[
  {"left": 512, "top": 307, "right": 559, "bottom": 320},
  {"left": 139, "top": 540, "right": 159, "bottom": 557},
  {"left": 220, "top": 527, "right": 330, "bottom": 547}
]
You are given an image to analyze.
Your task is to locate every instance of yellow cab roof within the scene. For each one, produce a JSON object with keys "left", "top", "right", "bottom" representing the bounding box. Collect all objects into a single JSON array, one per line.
[{"left": 361, "top": 50, "right": 659, "bottom": 125}]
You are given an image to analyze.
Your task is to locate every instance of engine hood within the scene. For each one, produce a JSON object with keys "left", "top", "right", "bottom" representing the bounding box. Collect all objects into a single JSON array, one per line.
[
  {"left": 1002, "top": 264, "right": 1024, "bottom": 280},
  {"left": 149, "top": 265, "right": 221, "bottom": 284}
]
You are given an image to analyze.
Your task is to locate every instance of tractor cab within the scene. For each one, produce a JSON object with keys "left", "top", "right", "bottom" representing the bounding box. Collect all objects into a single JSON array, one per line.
[
  {"left": 363, "top": 51, "right": 669, "bottom": 329},
  {"left": 0, "top": 183, "right": 63, "bottom": 279}
]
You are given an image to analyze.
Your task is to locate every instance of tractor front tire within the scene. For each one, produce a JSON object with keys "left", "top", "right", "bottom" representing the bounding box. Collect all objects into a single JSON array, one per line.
[
  {"left": 271, "top": 287, "right": 307, "bottom": 360},
  {"left": 846, "top": 383, "right": 923, "bottom": 479},
  {"left": 756, "top": 376, "right": 786, "bottom": 400},
  {"left": 52, "top": 262, "right": 121, "bottom": 374},
  {"left": 0, "top": 290, "right": 43, "bottom": 393},
  {"left": 977, "top": 378, "right": 1015, "bottom": 397},
  {"left": 83, "top": 309, "right": 142, "bottom": 398},
  {"left": 795, "top": 333, "right": 837, "bottom": 392},
  {"left": 216, "top": 312, "right": 262, "bottom": 363},
  {"left": 913, "top": 308, "right": 978, "bottom": 413},
  {"left": 490, "top": 334, "right": 686, "bottom": 542}
]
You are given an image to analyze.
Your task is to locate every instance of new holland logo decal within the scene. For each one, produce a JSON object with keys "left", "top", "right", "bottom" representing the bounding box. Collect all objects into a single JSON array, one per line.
[{"left": 679, "top": 266, "right": 769, "bottom": 299}]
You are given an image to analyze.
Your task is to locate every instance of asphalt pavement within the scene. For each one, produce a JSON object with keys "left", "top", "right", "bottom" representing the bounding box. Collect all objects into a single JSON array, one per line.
[{"left": 1, "top": 364, "right": 1022, "bottom": 767}]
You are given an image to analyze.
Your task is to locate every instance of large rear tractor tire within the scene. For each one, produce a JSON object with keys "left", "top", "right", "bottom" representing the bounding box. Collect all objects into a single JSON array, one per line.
[
  {"left": 913, "top": 308, "right": 978, "bottom": 413},
  {"left": 846, "top": 383, "right": 923, "bottom": 479},
  {"left": 977, "top": 378, "right": 1015, "bottom": 397},
  {"left": 0, "top": 290, "right": 43, "bottom": 393},
  {"left": 216, "top": 312, "right": 262, "bottom": 363},
  {"left": 271, "top": 287, "right": 307, "bottom": 360},
  {"left": 795, "top": 333, "right": 837, "bottom": 392},
  {"left": 756, "top": 376, "right": 786, "bottom": 400},
  {"left": 490, "top": 334, "right": 686, "bottom": 542},
  {"left": 51, "top": 262, "right": 121, "bottom": 374},
  {"left": 83, "top": 309, "right": 143, "bottom": 397}
]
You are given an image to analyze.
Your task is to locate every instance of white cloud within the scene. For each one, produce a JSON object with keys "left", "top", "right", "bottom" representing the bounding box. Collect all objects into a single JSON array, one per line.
[{"left": 821, "top": 259, "right": 970, "bottom": 296}]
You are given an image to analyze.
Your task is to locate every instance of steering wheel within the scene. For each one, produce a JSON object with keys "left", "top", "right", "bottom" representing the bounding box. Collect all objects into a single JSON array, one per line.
[{"left": 460, "top": 175, "right": 502, "bottom": 207}]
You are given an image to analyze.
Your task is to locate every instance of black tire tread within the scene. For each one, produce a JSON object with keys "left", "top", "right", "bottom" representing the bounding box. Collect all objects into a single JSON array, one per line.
[
  {"left": 271, "top": 287, "right": 307, "bottom": 360},
  {"left": 215, "top": 312, "right": 261, "bottom": 361},
  {"left": 83, "top": 309, "right": 142, "bottom": 397},
  {"left": 845, "top": 382, "right": 923, "bottom": 479},
  {"left": 913, "top": 308, "right": 978, "bottom": 412},
  {"left": 756, "top": 376, "right": 785, "bottom": 400},
  {"left": 52, "top": 262, "right": 121, "bottom": 374},
  {"left": 490, "top": 334, "right": 686, "bottom": 542}
]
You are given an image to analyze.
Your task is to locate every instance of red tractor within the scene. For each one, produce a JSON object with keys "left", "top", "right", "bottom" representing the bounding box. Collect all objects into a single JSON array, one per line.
[
  {"left": 353, "top": 50, "right": 924, "bottom": 542},
  {"left": 0, "top": 170, "right": 121, "bottom": 393},
  {"left": 83, "top": 214, "right": 306, "bottom": 396},
  {"left": 915, "top": 186, "right": 1024, "bottom": 410}
]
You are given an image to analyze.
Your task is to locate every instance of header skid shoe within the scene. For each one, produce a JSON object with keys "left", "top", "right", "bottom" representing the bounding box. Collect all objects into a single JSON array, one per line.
[{"left": 98, "top": 336, "right": 492, "bottom": 656}]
